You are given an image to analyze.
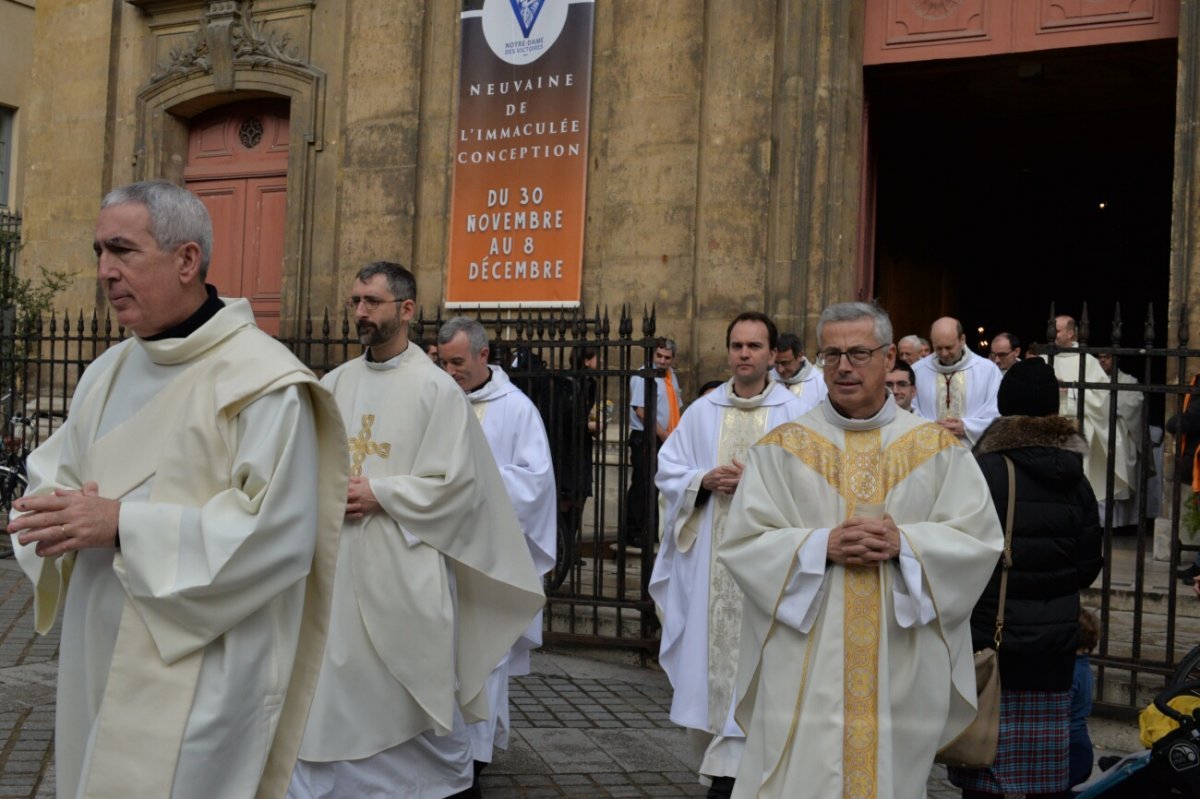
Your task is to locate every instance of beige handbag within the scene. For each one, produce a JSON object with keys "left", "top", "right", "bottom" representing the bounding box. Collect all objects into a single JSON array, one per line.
[{"left": 935, "top": 455, "right": 1015, "bottom": 769}]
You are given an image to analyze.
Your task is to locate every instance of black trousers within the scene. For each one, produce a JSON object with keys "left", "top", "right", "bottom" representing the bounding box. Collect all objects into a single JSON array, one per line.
[{"left": 625, "top": 430, "right": 655, "bottom": 547}]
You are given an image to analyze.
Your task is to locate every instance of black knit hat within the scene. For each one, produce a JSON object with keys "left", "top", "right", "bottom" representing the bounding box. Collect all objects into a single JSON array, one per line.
[{"left": 997, "top": 357, "right": 1060, "bottom": 417}]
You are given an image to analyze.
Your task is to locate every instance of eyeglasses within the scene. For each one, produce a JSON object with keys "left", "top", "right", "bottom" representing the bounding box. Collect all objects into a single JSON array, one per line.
[
  {"left": 884, "top": 380, "right": 911, "bottom": 389},
  {"left": 816, "top": 344, "right": 888, "bottom": 368},
  {"left": 346, "top": 296, "right": 404, "bottom": 311},
  {"left": 989, "top": 350, "right": 1014, "bottom": 360}
]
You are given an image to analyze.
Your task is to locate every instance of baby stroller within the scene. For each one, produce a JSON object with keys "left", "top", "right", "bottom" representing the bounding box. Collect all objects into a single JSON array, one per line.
[{"left": 1073, "top": 677, "right": 1200, "bottom": 797}]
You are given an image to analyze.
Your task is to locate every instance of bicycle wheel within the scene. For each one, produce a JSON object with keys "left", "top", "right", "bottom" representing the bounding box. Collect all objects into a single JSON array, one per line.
[
  {"left": 548, "top": 517, "right": 579, "bottom": 592},
  {"left": 1169, "top": 643, "right": 1200, "bottom": 695}
]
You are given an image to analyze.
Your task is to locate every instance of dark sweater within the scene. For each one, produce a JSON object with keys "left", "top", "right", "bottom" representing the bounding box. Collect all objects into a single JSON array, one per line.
[{"left": 970, "top": 415, "right": 1104, "bottom": 691}]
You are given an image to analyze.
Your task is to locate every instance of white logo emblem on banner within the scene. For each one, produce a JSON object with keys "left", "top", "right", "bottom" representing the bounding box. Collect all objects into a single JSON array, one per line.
[{"left": 483, "top": 0, "right": 569, "bottom": 65}]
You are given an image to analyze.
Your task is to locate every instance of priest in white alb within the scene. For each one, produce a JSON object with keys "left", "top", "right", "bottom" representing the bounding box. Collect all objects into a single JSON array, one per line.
[
  {"left": 289, "top": 263, "right": 545, "bottom": 799},
  {"left": 8, "top": 181, "right": 347, "bottom": 799},
  {"left": 718, "top": 301, "right": 1004, "bottom": 799},
  {"left": 651, "top": 312, "right": 804, "bottom": 798},
  {"left": 768, "top": 331, "right": 827, "bottom": 413},
  {"left": 1046, "top": 315, "right": 1133, "bottom": 502},
  {"left": 437, "top": 316, "right": 557, "bottom": 784},
  {"left": 912, "top": 316, "right": 1003, "bottom": 445}
]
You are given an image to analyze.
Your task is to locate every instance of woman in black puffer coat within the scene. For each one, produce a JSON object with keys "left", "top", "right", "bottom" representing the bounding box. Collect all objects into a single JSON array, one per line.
[{"left": 950, "top": 357, "right": 1103, "bottom": 799}]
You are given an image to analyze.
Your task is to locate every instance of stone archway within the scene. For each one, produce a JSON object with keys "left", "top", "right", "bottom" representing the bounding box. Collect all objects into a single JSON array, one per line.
[{"left": 131, "top": 1, "right": 327, "bottom": 335}]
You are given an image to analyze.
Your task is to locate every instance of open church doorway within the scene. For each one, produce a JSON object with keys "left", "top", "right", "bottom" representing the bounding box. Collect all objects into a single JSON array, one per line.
[{"left": 867, "top": 39, "right": 1176, "bottom": 362}]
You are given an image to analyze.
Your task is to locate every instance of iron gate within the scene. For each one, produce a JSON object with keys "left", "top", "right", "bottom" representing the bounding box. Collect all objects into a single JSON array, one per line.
[{"left": 0, "top": 302, "right": 663, "bottom": 652}]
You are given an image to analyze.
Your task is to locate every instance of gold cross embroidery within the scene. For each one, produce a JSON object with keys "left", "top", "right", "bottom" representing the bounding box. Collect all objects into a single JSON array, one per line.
[{"left": 348, "top": 414, "right": 392, "bottom": 477}]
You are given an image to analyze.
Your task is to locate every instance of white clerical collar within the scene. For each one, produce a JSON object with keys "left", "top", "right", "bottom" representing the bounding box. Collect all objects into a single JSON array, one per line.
[
  {"left": 722, "top": 378, "right": 773, "bottom": 409},
  {"left": 931, "top": 349, "right": 971, "bottom": 375},
  {"left": 363, "top": 342, "right": 416, "bottom": 371},
  {"left": 821, "top": 394, "right": 897, "bottom": 431},
  {"left": 138, "top": 297, "right": 255, "bottom": 366},
  {"left": 776, "top": 359, "right": 814, "bottom": 386},
  {"left": 467, "top": 364, "right": 514, "bottom": 403}
]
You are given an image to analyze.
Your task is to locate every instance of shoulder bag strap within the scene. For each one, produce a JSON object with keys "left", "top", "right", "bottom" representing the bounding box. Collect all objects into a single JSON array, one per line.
[{"left": 995, "top": 455, "right": 1016, "bottom": 649}]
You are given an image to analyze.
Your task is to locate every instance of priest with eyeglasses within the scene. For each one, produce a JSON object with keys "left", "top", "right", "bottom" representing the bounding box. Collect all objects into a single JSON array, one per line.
[{"left": 718, "top": 301, "right": 1003, "bottom": 799}]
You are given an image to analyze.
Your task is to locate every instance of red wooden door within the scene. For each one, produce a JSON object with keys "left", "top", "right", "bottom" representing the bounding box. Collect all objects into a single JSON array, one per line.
[{"left": 185, "top": 100, "right": 289, "bottom": 335}]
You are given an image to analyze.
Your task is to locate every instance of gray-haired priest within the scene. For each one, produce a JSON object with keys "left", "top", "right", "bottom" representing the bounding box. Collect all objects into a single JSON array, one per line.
[
  {"left": 718, "top": 301, "right": 1004, "bottom": 799},
  {"left": 8, "top": 180, "right": 347, "bottom": 799}
]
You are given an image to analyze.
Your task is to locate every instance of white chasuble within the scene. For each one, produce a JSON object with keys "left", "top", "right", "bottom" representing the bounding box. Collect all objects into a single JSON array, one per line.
[
  {"left": 912, "top": 350, "right": 1002, "bottom": 445},
  {"left": 14, "top": 299, "right": 347, "bottom": 799},
  {"left": 650, "top": 381, "right": 803, "bottom": 737},
  {"left": 300, "top": 347, "right": 545, "bottom": 767},
  {"left": 718, "top": 403, "right": 1003, "bottom": 799},
  {"left": 1047, "top": 348, "right": 1133, "bottom": 501},
  {"left": 465, "top": 365, "right": 556, "bottom": 763}
]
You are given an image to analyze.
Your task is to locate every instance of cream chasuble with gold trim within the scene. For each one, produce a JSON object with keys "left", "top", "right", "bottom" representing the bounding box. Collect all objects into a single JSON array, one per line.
[
  {"left": 14, "top": 299, "right": 346, "bottom": 799},
  {"left": 719, "top": 400, "right": 1003, "bottom": 799},
  {"left": 650, "top": 380, "right": 804, "bottom": 738},
  {"left": 300, "top": 347, "right": 545, "bottom": 764}
]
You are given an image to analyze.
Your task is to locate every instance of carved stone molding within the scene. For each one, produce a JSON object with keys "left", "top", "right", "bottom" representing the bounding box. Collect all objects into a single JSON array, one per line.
[{"left": 149, "top": 0, "right": 305, "bottom": 91}]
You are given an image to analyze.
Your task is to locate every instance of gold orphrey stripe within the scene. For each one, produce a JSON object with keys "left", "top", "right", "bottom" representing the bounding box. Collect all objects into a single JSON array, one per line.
[{"left": 842, "top": 429, "right": 884, "bottom": 799}]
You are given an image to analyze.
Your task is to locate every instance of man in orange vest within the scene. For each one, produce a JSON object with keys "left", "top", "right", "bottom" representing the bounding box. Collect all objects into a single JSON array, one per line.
[
  {"left": 1168, "top": 373, "right": 1200, "bottom": 583},
  {"left": 626, "top": 336, "right": 683, "bottom": 549}
]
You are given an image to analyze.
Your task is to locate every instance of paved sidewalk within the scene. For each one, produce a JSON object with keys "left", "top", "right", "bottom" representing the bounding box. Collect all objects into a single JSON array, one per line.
[{"left": 0, "top": 557, "right": 1137, "bottom": 798}]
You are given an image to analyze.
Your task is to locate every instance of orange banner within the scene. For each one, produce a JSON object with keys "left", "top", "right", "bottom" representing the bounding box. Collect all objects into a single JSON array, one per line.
[{"left": 447, "top": 0, "right": 594, "bottom": 307}]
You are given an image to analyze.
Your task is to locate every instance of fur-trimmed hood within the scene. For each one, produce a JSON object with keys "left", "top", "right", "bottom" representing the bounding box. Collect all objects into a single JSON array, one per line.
[
  {"left": 973, "top": 414, "right": 1088, "bottom": 457},
  {"left": 974, "top": 415, "right": 1090, "bottom": 493}
]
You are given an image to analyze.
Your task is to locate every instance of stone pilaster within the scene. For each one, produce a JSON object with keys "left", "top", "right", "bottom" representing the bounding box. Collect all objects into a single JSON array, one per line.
[
  {"left": 765, "top": 0, "right": 865, "bottom": 353},
  {"left": 1171, "top": 0, "right": 1200, "bottom": 351}
]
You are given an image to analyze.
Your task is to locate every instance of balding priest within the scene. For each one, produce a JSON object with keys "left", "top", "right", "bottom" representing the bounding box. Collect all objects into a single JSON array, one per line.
[
  {"left": 912, "top": 316, "right": 1003, "bottom": 445},
  {"left": 8, "top": 180, "right": 347, "bottom": 799}
]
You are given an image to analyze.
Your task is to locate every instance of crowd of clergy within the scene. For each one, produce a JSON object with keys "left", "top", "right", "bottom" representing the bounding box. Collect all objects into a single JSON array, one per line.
[
  {"left": 3, "top": 178, "right": 1146, "bottom": 799},
  {"left": 647, "top": 309, "right": 1144, "bottom": 798}
]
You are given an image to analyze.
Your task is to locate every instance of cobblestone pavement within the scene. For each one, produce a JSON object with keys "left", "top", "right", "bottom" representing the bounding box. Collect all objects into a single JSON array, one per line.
[
  {"left": 0, "top": 561, "right": 57, "bottom": 799},
  {"left": 0, "top": 557, "right": 1132, "bottom": 798},
  {"left": 482, "top": 651, "right": 963, "bottom": 798}
]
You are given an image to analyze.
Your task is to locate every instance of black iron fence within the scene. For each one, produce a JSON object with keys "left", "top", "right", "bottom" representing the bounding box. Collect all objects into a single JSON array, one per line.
[
  {"left": 10, "top": 293, "right": 1200, "bottom": 699},
  {"left": 0, "top": 302, "right": 663, "bottom": 653},
  {"left": 1045, "top": 301, "right": 1200, "bottom": 715}
]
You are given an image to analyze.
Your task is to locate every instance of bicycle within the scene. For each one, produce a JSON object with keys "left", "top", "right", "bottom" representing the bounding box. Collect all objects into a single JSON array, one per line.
[{"left": 0, "top": 390, "right": 32, "bottom": 557}]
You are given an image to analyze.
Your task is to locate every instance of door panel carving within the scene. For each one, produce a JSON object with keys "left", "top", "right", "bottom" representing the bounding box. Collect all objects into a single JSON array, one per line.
[{"left": 865, "top": 0, "right": 1177, "bottom": 63}]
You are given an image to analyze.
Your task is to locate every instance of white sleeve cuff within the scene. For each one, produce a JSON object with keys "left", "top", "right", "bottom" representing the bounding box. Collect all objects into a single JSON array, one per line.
[
  {"left": 893, "top": 534, "right": 936, "bottom": 628},
  {"left": 775, "top": 528, "right": 832, "bottom": 634}
]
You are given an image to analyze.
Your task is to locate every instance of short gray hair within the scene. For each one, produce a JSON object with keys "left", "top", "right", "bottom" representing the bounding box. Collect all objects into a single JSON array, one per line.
[
  {"left": 816, "top": 301, "right": 893, "bottom": 347},
  {"left": 101, "top": 180, "right": 213, "bottom": 278},
  {"left": 438, "top": 316, "right": 489, "bottom": 354},
  {"left": 356, "top": 261, "right": 416, "bottom": 302},
  {"left": 899, "top": 334, "right": 922, "bottom": 349}
]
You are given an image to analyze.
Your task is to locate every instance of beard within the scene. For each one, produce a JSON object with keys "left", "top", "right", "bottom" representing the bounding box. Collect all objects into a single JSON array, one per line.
[{"left": 357, "top": 314, "right": 402, "bottom": 348}]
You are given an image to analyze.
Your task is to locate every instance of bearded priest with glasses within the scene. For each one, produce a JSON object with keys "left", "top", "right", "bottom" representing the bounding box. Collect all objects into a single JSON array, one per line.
[{"left": 717, "top": 301, "right": 1003, "bottom": 799}]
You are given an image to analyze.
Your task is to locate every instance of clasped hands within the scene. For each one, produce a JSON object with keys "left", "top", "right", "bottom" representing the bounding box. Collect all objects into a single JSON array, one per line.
[
  {"left": 936, "top": 416, "right": 965, "bottom": 438},
  {"left": 701, "top": 458, "right": 744, "bottom": 495},
  {"left": 827, "top": 514, "right": 901, "bottom": 566},
  {"left": 8, "top": 483, "right": 120, "bottom": 558}
]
